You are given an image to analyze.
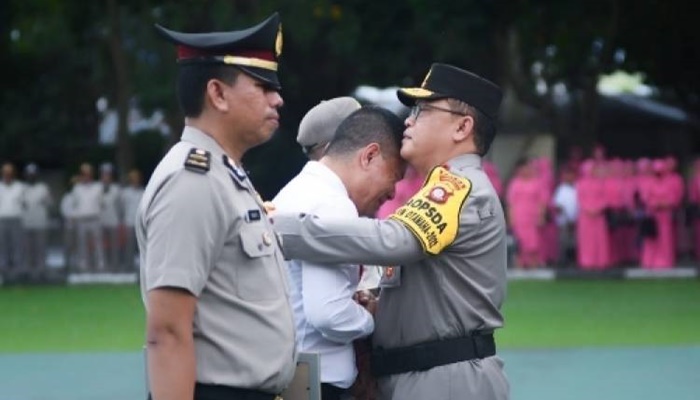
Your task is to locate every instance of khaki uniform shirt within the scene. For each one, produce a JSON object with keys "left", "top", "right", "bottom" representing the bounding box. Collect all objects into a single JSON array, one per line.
[{"left": 137, "top": 126, "right": 296, "bottom": 393}]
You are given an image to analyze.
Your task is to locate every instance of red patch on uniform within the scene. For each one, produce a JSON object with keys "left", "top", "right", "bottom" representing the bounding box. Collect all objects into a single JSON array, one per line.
[{"left": 385, "top": 266, "right": 395, "bottom": 278}]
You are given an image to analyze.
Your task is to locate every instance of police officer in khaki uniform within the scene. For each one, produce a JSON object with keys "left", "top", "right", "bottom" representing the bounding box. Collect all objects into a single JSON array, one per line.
[
  {"left": 273, "top": 64, "right": 509, "bottom": 400},
  {"left": 137, "top": 12, "right": 295, "bottom": 400}
]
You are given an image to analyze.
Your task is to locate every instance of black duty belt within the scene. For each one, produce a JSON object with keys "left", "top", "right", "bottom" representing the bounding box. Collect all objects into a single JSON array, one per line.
[
  {"left": 147, "top": 383, "right": 280, "bottom": 400},
  {"left": 371, "top": 333, "right": 496, "bottom": 377},
  {"left": 194, "top": 383, "right": 280, "bottom": 400}
]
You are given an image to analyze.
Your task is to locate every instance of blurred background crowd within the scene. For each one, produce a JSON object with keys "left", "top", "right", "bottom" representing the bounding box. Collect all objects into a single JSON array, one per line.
[
  {"left": 1, "top": 1, "right": 699, "bottom": 279},
  {"left": 0, "top": 161, "right": 144, "bottom": 279},
  {"left": 6, "top": 141, "right": 700, "bottom": 279},
  {"left": 504, "top": 151, "right": 700, "bottom": 270}
]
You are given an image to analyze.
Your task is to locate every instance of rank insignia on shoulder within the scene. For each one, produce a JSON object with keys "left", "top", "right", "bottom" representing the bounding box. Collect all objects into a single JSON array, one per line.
[{"left": 184, "top": 148, "right": 211, "bottom": 173}]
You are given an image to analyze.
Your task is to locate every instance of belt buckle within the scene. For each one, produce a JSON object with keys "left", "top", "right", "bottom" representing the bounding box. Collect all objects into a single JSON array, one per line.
[{"left": 274, "top": 395, "right": 283, "bottom": 400}]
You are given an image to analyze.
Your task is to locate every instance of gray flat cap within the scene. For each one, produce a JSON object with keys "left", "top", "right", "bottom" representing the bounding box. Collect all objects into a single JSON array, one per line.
[{"left": 297, "top": 97, "right": 361, "bottom": 147}]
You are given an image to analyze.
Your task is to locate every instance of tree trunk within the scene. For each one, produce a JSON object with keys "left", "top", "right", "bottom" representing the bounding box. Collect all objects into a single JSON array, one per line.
[{"left": 107, "top": 0, "right": 133, "bottom": 183}]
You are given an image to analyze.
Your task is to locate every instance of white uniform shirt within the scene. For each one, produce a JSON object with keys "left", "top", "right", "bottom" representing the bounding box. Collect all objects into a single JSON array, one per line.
[
  {"left": 0, "top": 181, "right": 26, "bottom": 218},
  {"left": 100, "top": 183, "right": 122, "bottom": 227},
  {"left": 552, "top": 182, "right": 578, "bottom": 226},
  {"left": 120, "top": 186, "right": 144, "bottom": 227},
  {"left": 23, "top": 182, "right": 52, "bottom": 229},
  {"left": 60, "top": 192, "right": 77, "bottom": 220},
  {"left": 273, "top": 161, "right": 374, "bottom": 389},
  {"left": 72, "top": 182, "right": 103, "bottom": 218}
]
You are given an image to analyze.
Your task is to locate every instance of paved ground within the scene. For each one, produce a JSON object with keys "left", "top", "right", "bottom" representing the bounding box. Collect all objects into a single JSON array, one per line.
[{"left": 1, "top": 346, "right": 698, "bottom": 400}]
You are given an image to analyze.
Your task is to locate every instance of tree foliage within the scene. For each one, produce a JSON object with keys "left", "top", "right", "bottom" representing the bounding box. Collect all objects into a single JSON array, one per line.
[{"left": 1, "top": 0, "right": 697, "bottom": 193}]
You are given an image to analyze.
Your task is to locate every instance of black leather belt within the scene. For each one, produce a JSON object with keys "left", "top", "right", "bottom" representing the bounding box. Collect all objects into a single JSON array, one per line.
[
  {"left": 371, "top": 333, "right": 496, "bottom": 377},
  {"left": 149, "top": 383, "right": 279, "bottom": 400},
  {"left": 195, "top": 383, "right": 280, "bottom": 400}
]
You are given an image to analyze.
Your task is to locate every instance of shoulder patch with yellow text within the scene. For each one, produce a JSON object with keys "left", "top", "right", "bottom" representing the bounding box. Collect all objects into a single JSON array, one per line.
[{"left": 389, "top": 166, "right": 471, "bottom": 255}]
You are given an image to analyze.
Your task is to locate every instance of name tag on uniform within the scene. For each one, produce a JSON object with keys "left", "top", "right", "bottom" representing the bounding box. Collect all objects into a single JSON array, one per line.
[
  {"left": 379, "top": 266, "right": 402, "bottom": 288},
  {"left": 246, "top": 209, "right": 262, "bottom": 222}
]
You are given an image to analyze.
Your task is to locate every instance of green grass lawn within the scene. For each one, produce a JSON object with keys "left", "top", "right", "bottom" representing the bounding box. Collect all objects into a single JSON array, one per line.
[
  {"left": 0, "top": 280, "right": 698, "bottom": 352},
  {"left": 0, "top": 285, "right": 145, "bottom": 352},
  {"left": 499, "top": 280, "right": 700, "bottom": 348}
]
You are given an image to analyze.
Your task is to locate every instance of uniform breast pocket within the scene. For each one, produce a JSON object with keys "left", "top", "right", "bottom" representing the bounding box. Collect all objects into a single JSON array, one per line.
[{"left": 236, "top": 224, "right": 285, "bottom": 301}]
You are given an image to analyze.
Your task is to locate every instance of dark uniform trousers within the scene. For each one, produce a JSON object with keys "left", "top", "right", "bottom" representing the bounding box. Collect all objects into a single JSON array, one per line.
[{"left": 321, "top": 383, "right": 346, "bottom": 400}]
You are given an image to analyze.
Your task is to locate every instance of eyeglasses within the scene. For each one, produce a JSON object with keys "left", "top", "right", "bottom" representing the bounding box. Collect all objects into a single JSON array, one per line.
[{"left": 409, "top": 103, "right": 468, "bottom": 120}]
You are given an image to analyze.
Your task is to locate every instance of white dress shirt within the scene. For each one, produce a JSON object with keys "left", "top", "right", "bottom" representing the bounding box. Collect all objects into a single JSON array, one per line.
[
  {"left": 273, "top": 161, "right": 374, "bottom": 389},
  {"left": 120, "top": 186, "right": 145, "bottom": 227},
  {"left": 0, "top": 181, "right": 26, "bottom": 218},
  {"left": 71, "top": 182, "right": 103, "bottom": 218},
  {"left": 100, "top": 183, "right": 122, "bottom": 227},
  {"left": 60, "top": 192, "right": 77, "bottom": 220},
  {"left": 23, "top": 182, "right": 52, "bottom": 229},
  {"left": 552, "top": 182, "right": 578, "bottom": 226}
]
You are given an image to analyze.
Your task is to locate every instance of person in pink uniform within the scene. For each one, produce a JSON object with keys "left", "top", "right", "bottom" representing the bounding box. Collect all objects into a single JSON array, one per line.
[
  {"left": 483, "top": 160, "right": 504, "bottom": 199},
  {"left": 575, "top": 160, "right": 610, "bottom": 270},
  {"left": 640, "top": 159, "right": 677, "bottom": 269},
  {"left": 664, "top": 156, "right": 685, "bottom": 260},
  {"left": 635, "top": 158, "right": 655, "bottom": 267},
  {"left": 564, "top": 145, "right": 585, "bottom": 176},
  {"left": 592, "top": 143, "right": 607, "bottom": 164},
  {"left": 506, "top": 159, "right": 547, "bottom": 268},
  {"left": 688, "top": 159, "right": 700, "bottom": 262},
  {"left": 619, "top": 160, "right": 639, "bottom": 264},
  {"left": 533, "top": 157, "right": 558, "bottom": 266},
  {"left": 603, "top": 159, "right": 627, "bottom": 266}
]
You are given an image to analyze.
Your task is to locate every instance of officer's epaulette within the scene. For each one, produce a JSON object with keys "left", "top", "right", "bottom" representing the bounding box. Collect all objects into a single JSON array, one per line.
[{"left": 184, "top": 148, "right": 211, "bottom": 173}]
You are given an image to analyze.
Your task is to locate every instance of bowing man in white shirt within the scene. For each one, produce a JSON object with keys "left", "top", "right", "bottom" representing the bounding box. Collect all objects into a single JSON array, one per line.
[{"left": 273, "top": 106, "right": 405, "bottom": 400}]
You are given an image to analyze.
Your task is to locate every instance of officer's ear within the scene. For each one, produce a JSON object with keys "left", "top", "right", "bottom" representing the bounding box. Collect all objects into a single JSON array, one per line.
[
  {"left": 452, "top": 115, "right": 474, "bottom": 143},
  {"left": 359, "top": 142, "right": 381, "bottom": 169},
  {"left": 206, "top": 79, "right": 231, "bottom": 112}
]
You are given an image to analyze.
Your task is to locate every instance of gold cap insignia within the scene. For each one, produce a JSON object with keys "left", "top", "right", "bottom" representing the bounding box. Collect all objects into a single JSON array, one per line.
[
  {"left": 421, "top": 69, "right": 432, "bottom": 88},
  {"left": 275, "top": 24, "right": 283, "bottom": 58}
]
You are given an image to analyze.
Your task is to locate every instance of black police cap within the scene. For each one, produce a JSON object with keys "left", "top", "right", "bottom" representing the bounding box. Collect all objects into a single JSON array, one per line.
[
  {"left": 155, "top": 12, "right": 283, "bottom": 90},
  {"left": 397, "top": 63, "right": 503, "bottom": 121}
]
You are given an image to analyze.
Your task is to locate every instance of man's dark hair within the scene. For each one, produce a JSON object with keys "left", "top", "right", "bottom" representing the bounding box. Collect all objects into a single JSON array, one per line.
[
  {"left": 448, "top": 98, "right": 496, "bottom": 156},
  {"left": 324, "top": 106, "right": 404, "bottom": 161},
  {"left": 176, "top": 65, "right": 242, "bottom": 117}
]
